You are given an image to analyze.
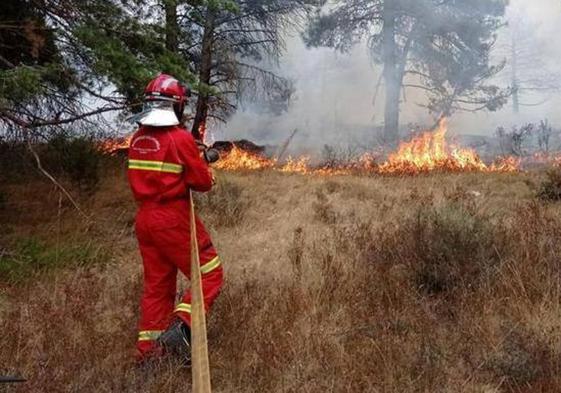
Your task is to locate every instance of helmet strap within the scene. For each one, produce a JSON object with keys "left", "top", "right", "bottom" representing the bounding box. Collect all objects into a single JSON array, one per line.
[{"left": 173, "top": 102, "right": 185, "bottom": 122}]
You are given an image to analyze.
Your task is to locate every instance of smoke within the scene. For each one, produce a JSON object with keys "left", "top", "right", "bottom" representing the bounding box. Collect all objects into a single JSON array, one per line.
[
  {"left": 216, "top": 0, "right": 561, "bottom": 150},
  {"left": 451, "top": 0, "right": 561, "bottom": 135},
  {"left": 213, "top": 40, "right": 393, "bottom": 151}
]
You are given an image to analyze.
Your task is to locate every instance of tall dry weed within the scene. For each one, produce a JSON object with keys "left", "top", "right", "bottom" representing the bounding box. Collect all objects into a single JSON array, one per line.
[{"left": 195, "top": 176, "right": 249, "bottom": 228}]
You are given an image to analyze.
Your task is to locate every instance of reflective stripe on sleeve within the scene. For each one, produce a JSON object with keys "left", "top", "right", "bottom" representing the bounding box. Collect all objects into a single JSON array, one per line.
[
  {"left": 128, "top": 159, "right": 183, "bottom": 174},
  {"left": 175, "top": 303, "right": 192, "bottom": 314},
  {"left": 200, "top": 256, "right": 221, "bottom": 275},
  {"left": 138, "top": 330, "right": 163, "bottom": 341}
]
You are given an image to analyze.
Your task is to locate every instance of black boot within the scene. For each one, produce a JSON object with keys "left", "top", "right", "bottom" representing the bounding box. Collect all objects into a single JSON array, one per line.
[{"left": 157, "top": 320, "right": 191, "bottom": 363}]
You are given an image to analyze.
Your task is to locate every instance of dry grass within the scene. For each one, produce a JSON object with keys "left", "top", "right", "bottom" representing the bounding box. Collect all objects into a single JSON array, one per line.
[{"left": 2, "top": 163, "right": 561, "bottom": 392}]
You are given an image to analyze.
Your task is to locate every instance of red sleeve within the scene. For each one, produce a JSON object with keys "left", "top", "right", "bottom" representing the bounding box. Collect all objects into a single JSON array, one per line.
[{"left": 176, "top": 131, "right": 213, "bottom": 192}]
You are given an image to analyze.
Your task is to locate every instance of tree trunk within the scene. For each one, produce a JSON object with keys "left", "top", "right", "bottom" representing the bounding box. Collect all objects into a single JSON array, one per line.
[
  {"left": 382, "top": 3, "right": 400, "bottom": 144},
  {"left": 511, "top": 37, "right": 520, "bottom": 114},
  {"left": 191, "top": 8, "right": 216, "bottom": 141},
  {"left": 164, "top": 0, "right": 179, "bottom": 52}
]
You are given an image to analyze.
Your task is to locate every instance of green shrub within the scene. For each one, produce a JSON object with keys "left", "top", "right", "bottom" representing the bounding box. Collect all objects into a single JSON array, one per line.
[
  {"left": 0, "top": 237, "right": 107, "bottom": 283},
  {"left": 0, "top": 190, "right": 7, "bottom": 210},
  {"left": 46, "top": 134, "right": 102, "bottom": 191},
  {"left": 0, "top": 141, "right": 36, "bottom": 181}
]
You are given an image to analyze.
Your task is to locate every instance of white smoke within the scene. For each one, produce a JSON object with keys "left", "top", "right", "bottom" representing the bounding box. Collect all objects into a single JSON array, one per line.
[{"left": 216, "top": 0, "right": 561, "bottom": 149}]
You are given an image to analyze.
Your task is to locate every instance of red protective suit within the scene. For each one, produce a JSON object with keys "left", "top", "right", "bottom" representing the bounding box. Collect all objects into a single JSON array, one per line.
[{"left": 127, "top": 124, "right": 223, "bottom": 360}]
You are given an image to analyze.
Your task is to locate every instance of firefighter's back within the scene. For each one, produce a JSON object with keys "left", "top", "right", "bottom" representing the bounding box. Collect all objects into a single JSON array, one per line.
[{"left": 128, "top": 125, "right": 190, "bottom": 203}]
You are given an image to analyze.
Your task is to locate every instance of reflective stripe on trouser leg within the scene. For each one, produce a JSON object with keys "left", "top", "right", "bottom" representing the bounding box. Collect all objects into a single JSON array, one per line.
[
  {"left": 138, "top": 330, "right": 163, "bottom": 341},
  {"left": 200, "top": 256, "right": 221, "bottom": 274},
  {"left": 175, "top": 257, "right": 223, "bottom": 327},
  {"left": 175, "top": 303, "right": 192, "bottom": 314}
]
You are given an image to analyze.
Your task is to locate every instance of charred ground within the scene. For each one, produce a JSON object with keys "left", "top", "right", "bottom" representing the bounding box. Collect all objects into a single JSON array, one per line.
[{"left": 2, "top": 158, "right": 561, "bottom": 392}]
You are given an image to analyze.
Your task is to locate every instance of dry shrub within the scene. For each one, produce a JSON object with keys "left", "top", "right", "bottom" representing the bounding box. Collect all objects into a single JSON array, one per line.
[
  {"left": 368, "top": 201, "right": 498, "bottom": 296},
  {"left": 323, "top": 180, "right": 341, "bottom": 194},
  {"left": 287, "top": 227, "right": 304, "bottom": 279},
  {"left": 412, "top": 203, "right": 498, "bottom": 294},
  {"left": 195, "top": 177, "right": 249, "bottom": 227},
  {"left": 312, "top": 188, "right": 337, "bottom": 224},
  {"left": 486, "top": 325, "right": 556, "bottom": 389},
  {"left": 537, "top": 167, "right": 561, "bottom": 201},
  {"left": 0, "top": 265, "right": 149, "bottom": 392}
]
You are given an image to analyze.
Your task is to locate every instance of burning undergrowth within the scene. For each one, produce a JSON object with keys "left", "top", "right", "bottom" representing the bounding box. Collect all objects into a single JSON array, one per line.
[{"left": 216, "top": 119, "right": 520, "bottom": 175}]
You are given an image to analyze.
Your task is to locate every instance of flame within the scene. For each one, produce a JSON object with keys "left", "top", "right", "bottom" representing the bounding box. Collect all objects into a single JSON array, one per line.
[
  {"left": 378, "top": 118, "right": 490, "bottom": 174},
  {"left": 214, "top": 146, "right": 276, "bottom": 170},
  {"left": 489, "top": 156, "right": 521, "bottom": 172},
  {"left": 280, "top": 156, "right": 311, "bottom": 174},
  {"left": 97, "top": 134, "right": 133, "bottom": 155},
  {"left": 214, "top": 119, "right": 522, "bottom": 175},
  {"left": 198, "top": 122, "right": 208, "bottom": 143}
]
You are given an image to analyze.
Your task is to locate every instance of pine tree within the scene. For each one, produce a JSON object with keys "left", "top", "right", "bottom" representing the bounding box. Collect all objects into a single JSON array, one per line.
[{"left": 305, "top": 0, "right": 509, "bottom": 142}]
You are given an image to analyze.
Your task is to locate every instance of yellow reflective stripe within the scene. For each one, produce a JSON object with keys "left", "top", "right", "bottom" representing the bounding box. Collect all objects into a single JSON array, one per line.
[
  {"left": 175, "top": 303, "right": 192, "bottom": 314},
  {"left": 200, "top": 256, "right": 221, "bottom": 275},
  {"left": 128, "top": 159, "right": 183, "bottom": 174},
  {"left": 138, "top": 330, "right": 163, "bottom": 341}
]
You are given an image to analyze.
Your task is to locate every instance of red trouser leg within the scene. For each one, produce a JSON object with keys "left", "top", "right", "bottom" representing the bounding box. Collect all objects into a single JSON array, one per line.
[
  {"left": 135, "top": 211, "right": 178, "bottom": 361},
  {"left": 154, "top": 215, "right": 224, "bottom": 327}
]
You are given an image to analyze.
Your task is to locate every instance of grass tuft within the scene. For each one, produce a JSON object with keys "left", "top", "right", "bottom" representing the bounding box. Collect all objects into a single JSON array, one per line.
[{"left": 195, "top": 176, "right": 249, "bottom": 227}]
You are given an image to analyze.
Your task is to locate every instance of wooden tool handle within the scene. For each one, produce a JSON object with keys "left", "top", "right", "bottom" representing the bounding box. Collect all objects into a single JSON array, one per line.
[{"left": 189, "top": 190, "right": 212, "bottom": 393}]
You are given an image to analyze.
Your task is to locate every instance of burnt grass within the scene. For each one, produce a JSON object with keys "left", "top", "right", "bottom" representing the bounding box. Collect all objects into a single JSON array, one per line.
[{"left": 2, "top": 165, "right": 561, "bottom": 392}]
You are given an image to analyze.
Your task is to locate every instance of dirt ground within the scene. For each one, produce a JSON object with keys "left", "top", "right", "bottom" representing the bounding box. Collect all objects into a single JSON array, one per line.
[{"left": 2, "top": 165, "right": 561, "bottom": 392}]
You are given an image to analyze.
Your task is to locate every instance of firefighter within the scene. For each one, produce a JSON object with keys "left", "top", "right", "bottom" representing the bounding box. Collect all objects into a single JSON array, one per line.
[{"left": 127, "top": 74, "right": 223, "bottom": 363}]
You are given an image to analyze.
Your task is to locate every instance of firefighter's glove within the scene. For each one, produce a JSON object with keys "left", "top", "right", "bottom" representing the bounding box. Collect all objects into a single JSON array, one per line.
[
  {"left": 195, "top": 140, "right": 220, "bottom": 164},
  {"left": 203, "top": 148, "right": 220, "bottom": 164}
]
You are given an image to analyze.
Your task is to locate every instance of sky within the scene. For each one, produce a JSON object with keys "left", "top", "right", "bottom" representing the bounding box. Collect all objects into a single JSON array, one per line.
[{"left": 215, "top": 0, "right": 561, "bottom": 149}]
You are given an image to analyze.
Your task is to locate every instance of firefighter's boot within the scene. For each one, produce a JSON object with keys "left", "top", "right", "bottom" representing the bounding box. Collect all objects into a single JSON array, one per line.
[{"left": 158, "top": 320, "right": 191, "bottom": 363}]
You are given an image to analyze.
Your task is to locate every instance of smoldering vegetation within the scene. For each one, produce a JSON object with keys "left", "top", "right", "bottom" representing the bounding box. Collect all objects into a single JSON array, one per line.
[{"left": 2, "top": 157, "right": 561, "bottom": 392}]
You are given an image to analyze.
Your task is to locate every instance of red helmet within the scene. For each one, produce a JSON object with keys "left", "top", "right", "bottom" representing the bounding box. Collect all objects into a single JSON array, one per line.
[
  {"left": 144, "top": 74, "right": 189, "bottom": 103},
  {"left": 138, "top": 74, "right": 190, "bottom": 126}
]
